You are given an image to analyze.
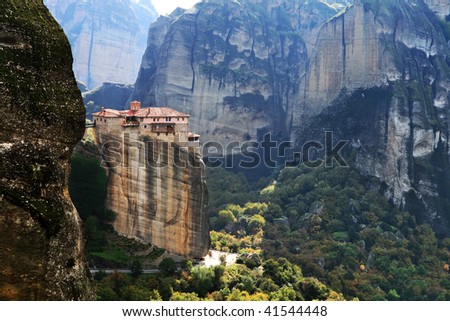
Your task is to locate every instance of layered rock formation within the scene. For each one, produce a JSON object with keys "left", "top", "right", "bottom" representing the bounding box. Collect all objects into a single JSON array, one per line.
[
  {"left": 44, "top": 0, "right": 158, "bottom": 89},
  {"left": 0, "top": 0, "right": 92, "bottom": 300},
  {"left": 132, "top": 0, "right": 338, "bottom": 144},
  {"left": 295, "top": 0, "right": 450, "bottom": 234},
  {"left": 94, "top": 123, "right": 209, "bottom": 258},
  {"left": 133, "top": 0, "right": 450, "bottom": 234}
]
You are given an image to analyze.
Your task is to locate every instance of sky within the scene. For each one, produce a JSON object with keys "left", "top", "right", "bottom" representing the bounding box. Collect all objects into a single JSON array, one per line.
[{"left": 151, "top": 0, "right": 202, "bottom": 15}]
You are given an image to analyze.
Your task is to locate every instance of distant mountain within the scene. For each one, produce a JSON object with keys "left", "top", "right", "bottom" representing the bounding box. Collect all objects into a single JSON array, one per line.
[
  {"left": 82, "top": 82, "right": 134, "bottom": 118},
  {"left": 44, "top": 0, "right": 158, "bottom": 89}
]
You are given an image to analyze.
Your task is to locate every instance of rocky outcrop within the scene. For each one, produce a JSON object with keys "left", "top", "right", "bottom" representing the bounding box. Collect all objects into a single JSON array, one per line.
[
  {"left": 295, "top": 0, "right": 450, "bottom": 235},
  {"left": 94, "top": 127, "right": 209, "bottom": 258},
  {"left": 0, "top": 0, "right": 92, "bottom": 300},
  {"left": 132, "top": 0, "right": 338, "bottom": 145},
  {"left": 44, "top": 0, "right": 158, "bottom": 89}
]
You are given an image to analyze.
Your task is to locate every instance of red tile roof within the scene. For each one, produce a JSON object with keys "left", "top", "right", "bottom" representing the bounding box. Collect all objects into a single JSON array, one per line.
[
  {"left": 93, "top": 107, "right": 190, "bottom": 118},
  {"left": 93, "top": 108, "right": 121, "bottom": 118},
  {"left": 134, "top": 107, "right": 190, "bottom": 118}
]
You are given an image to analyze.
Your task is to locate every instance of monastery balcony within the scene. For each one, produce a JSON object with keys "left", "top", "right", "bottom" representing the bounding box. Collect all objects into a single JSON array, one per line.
[
  {"left": 152, "top": 124, "right": 175, "bottom": 133},
  {"left": 122, "top": 120, "right": 140, "bottom": 127}
]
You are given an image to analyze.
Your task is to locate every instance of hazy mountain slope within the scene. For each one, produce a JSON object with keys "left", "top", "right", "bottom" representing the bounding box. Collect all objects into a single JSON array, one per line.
[{"left": 45, "top": 0, "right": 158, "bottom": 89}]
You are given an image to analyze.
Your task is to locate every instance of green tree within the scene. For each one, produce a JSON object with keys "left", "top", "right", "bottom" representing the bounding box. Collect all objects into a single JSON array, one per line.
[
  {"left": 215, "top": 210, "right": 236, "bottom": 230},
  {"left": 149, "top": 289, "right": 162, "bottom": 301},
  {"left": 122, "top": 285, "right": 152, "bottom": 301},
  {"left": 248, "top": 214, "right": 265, "bottom": 234},
  {"left": 190, "top": 267, "right": 215, "bottom": 298},
  {"left": 387, "top": 289, "right": 401, "bottom": 301},
  {"left": 158, "top": 278, "right": 174, "bottom": 301},
  {"left": 171, "top": 292, "right": 202, "bottom": 301},
  {"left": 227, "top": 288, "right": 251, "bottom": 301},
  {"left": 130, "top": 259, "right": 143, "bottom": 278},
  {"left": 96, "top": 285, "right": 119, "bottom": 301},
  {"left": 159, "top": 258, "right": 177, "bottom": 276},
  {"left": 181, "top": 259, "right": 193, "bottom": 272}
]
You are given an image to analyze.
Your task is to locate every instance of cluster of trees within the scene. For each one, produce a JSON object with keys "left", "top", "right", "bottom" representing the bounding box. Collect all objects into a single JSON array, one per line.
[
  {"left": 95, "top": 257, "right": 342, "bottom": 301},
  {"left": 210, "top": 165, "right": 450, "bottom": 300},
  {"left": 210, "top": 202, "right": 268, "bottom": 253},
  {"left": 262, "top": 166, "right": 450, "bottom": 300},
  {"left": 206, "top": 167, "right": 259, "bottom": 214}
]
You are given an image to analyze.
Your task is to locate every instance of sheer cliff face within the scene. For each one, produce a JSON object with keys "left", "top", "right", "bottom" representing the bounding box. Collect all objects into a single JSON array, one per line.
[
  {"left": 133, "top": 0, "right": 450, "bottom": 234},
  {"left": 44, "top": 0, "right": 158, "bottom": 89},
  {"left": 0, "top": 0, "right": 92, "bottom": 300},
  {"left": 296, "top": 0, "right": 450, "bottom": 234},
  {"left": 132, "top": 1, "right": 337, "bottom": 145},
  {"left": 94, "top": 128, "right": 209, "bottom": 258},
  {"left": 301, "top": 0, "right": 448, "bottom": 114}
]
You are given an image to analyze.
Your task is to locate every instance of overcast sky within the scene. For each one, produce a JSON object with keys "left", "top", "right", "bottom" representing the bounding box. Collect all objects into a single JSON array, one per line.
[{"left": 152, "top": 0, "right": 202, "bottom": 15}]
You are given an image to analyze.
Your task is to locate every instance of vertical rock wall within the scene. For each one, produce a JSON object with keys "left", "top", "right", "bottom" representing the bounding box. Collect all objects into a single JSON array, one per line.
[
  {"left": 294, "top": 0, "right": 450, "bottom": 234},
  {"left": 95, "top": 127, "right": 209, "bottom": 258},
  {"left": 0, "top": 0, "right": 93, "bottom": 300}
]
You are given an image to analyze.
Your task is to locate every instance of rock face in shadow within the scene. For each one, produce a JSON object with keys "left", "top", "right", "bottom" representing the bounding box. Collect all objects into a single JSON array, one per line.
[
  {"left": 0, "top": 0, "right": 93, "bottom": 300},
  {"left": 82, "top": 82, "right": 134, "bottom": 118}
]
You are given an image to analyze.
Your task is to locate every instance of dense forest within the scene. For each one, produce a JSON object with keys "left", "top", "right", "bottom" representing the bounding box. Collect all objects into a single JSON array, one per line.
[
  {"left": 69, "top": 149, "right": 450, "bottom": 301},
  {"left": 208, "top": 166, "right": 450, "bottom": 300}
]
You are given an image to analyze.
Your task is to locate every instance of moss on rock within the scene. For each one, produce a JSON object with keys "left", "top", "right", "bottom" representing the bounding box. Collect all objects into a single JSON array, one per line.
[{"left": 0, "top": 0, "right": 93, "bottom": 300}]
